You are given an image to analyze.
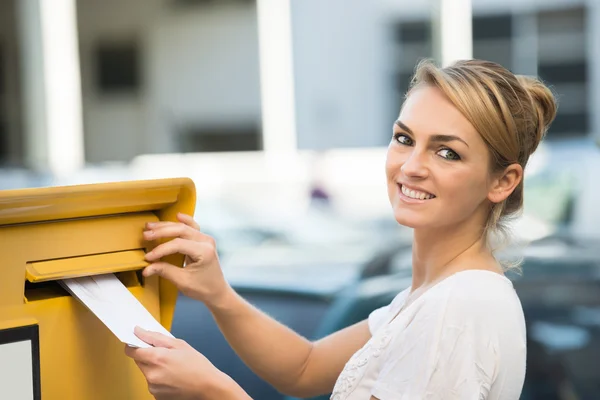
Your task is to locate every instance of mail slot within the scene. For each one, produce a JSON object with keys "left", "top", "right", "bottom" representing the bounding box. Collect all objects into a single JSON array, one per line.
[{"left": 0, "top": 178, "right": 195, "bottom": 399}]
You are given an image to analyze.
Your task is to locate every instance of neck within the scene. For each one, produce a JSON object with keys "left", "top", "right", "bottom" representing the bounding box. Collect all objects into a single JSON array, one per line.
[{"left": 410, "top": 213, "right": 490, "bottom": 289}]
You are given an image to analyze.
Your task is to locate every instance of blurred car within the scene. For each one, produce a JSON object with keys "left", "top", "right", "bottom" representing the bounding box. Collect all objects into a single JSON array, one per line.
[{"left": 172, "top": 233, "right": 600, "bottom": 400}]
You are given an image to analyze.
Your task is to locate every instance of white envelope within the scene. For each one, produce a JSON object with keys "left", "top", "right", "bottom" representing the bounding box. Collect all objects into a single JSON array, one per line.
[{"left": 61, "top": 273, "right": 174, "bottom": 348}]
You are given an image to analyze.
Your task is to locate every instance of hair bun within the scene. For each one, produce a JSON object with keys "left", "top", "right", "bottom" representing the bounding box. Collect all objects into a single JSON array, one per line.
[{"left": 517, "top": 75, "right": 558, "bottom": 152}]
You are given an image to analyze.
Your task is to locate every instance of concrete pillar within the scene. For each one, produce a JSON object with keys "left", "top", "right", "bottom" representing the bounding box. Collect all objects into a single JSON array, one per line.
[
  {"left": 432, "top": 0, "right": 473, "bottom": 66},
  {"left": 256, "top": 0, "right": 297, "bottom": 157},
  {"left": 17, "top": 0, "right": 84, "bottom": 177}
]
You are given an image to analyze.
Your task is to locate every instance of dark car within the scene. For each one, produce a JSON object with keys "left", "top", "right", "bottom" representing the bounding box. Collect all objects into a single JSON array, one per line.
[{"left": 172, "top": 234, "right": 600, "bottom": 400}]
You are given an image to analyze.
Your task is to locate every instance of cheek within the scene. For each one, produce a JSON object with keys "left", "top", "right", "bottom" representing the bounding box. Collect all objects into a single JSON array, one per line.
[
  {"left": 385, "top": 148, "right": 403, "bottom": 180},
  {"left": 441, "top": 169, "right": 490, "bottom": 209},
  {"left": 385, "top": 150, "right": 401, "bottom": 204}
]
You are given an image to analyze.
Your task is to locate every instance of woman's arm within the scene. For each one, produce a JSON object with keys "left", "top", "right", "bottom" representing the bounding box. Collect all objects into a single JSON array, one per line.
[
  {"left": 210, "top": 289, "right": 371, "bottom": 397},
  {"left": 142, "top": 213, "right": 371, "bottom": 398}
]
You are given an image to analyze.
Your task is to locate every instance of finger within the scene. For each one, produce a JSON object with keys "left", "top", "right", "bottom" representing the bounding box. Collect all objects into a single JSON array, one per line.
[
  {"left": 134, "top": 326, "right": 179, "bottom": 349},
  {"left": 132, "top": 357, "right": 153, "bottom": 377},
  {"left": 145, "top": 238, "right": 211, "bottom": 262},
  {"left": 133, "top": 358, "right": 150, "bottom": 370},
  {"left": 143, "top": 261, "right": 186, "bottom": 286},
  {"left": 146, "top": 216, "right": 199, "bottom": 232},
  {"left": 125, "top": 346, "right": 154, "bottom": 374},
  {"left": 144, "top": 223, "right": 204, "bottom": 242},
  {"left": 124, "top": 344, "right": 137, "bottom": 358},
  {"left": 124, "top": 345, "right": 155, "bottom": 363},
  {"left": 145, "top": 221, "right": 185, "bottom": 232},
  {"left": 177, "top": 212, "right": 200, "bottom": 230}
]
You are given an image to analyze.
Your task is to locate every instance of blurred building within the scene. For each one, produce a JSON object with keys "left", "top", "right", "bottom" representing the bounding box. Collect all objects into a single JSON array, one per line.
[
  {"left": 389, "top": 0, "right": 596, "bottom": 140},
  {"left": 0, "top": 0, "right": 597, "bottom": 170}
]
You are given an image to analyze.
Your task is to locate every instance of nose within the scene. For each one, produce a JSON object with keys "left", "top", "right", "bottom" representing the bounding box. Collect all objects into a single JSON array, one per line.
[{"left": 400, "top": 148, "right": 429, "bottom": 179}]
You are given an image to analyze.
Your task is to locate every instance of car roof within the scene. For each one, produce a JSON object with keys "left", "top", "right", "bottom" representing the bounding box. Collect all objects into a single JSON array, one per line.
[{"left": 504, "top": 235, "right": 600, "bottom": 280}]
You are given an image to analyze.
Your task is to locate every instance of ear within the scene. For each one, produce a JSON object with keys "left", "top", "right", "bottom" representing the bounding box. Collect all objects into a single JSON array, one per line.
[{"left": 487, "top": 164, "right": 523, "bottom": 204}]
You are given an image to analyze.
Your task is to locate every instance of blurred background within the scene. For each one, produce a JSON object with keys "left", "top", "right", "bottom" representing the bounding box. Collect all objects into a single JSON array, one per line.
[{"left": 2, "top": 0, "right": 600, "bottom": 398}]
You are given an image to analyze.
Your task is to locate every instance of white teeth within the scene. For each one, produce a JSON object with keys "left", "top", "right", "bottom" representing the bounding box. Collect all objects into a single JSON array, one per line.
[{"left": 401, "top": 185, "right": 434, "bottom": 200}]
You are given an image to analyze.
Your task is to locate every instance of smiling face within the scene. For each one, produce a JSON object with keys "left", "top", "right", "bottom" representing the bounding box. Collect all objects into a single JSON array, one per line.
[{"left": 386, "top": 85, "right": 495, "bottom": 231}]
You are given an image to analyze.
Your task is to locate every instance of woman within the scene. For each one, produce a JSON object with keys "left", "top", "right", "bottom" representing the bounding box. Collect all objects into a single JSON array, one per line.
[{"left": 125, "top": 59, "right": 557, "bottom": 400}]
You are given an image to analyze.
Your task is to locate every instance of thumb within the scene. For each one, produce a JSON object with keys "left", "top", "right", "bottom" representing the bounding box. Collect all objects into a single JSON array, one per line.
[
  {"left": 134, "top": 326, "right": 178, "bottom": 349},
  {"left": 143, "top": 261, "right": 184, "bottom": 285}
]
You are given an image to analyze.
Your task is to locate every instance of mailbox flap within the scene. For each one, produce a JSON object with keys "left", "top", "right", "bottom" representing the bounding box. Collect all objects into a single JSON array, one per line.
[{"left": 26, "top": 250, "right": 149, "bottom": 283}]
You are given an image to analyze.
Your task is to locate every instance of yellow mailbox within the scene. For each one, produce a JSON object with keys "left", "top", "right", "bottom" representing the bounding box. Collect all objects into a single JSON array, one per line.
[{"left": 0, "top": 177, "right": 196, "bottom": 400}]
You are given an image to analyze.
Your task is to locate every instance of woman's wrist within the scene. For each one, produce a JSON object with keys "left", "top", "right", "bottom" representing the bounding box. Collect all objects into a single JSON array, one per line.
[
  {"left": 200, "top": 371, "right": 252, "bottom": 400},
  {"left": 204, "top": 283, "right": 240, "bottom": 315}
]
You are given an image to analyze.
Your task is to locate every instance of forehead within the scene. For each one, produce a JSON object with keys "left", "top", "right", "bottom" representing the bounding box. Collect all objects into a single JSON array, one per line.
[{"left": 398, "top": 85, "right": 479, "bottom": 142}]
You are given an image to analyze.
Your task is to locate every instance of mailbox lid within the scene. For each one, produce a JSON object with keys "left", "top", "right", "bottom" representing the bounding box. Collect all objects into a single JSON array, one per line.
[
  {"left": 26, "top": 250, "right": 149, "bottom": 283},
  {"left": 0, "top": 177, "right": 195, "bottom": 226}
]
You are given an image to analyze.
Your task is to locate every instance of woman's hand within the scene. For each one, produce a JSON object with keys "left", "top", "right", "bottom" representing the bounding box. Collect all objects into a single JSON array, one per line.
[
  {"left": 125, "top": 327, "right": 250, "bottom": 400},
  {"left": 142, "top": 213, "right": 231, "bottom": 307}
]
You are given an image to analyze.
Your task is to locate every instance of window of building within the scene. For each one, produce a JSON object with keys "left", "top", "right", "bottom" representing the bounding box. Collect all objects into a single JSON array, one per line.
[
  {"left": 0, "top": 45, "right": 4, "bottom": 96},
  {"left": 95, "top": 41, "right": 141, "bottom": 94},
  {"left": 177, "top": 124, "right": 261, "bottom": 152},
  {"left": 0, "top": 45, "right": 7, "bottom": 165},
  {"left": 537, "top": 6, "right": 587, "bottom": 137},
  {"left": 168, "top": 0, "right": 253, "bottom": 7},
  {"left": 393, "top": 6, "right": 589, "bottom": 139},
  {"left": 472, "top": 13, "right": 513, "bottom": 70},
  {"left": 391, "top": 20, "right": 432, "bottom": 122}
]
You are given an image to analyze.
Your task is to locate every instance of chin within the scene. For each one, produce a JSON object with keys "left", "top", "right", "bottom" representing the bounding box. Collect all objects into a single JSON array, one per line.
[{"left": 392, "top": 209, "right": 430, "bottom": 229}]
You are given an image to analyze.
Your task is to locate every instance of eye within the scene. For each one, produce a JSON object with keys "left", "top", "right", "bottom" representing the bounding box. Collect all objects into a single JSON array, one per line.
[
  {"left": 437, "top": 148, "right": 461, "bottom": 161},
  {"left": 393, "top": 133, "right": 413, "bottom": 146}
]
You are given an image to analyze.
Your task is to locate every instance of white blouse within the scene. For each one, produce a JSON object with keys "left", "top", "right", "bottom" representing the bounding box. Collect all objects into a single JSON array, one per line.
[{"left": 330, "top": 270, "right": 527, "bottom": 400}]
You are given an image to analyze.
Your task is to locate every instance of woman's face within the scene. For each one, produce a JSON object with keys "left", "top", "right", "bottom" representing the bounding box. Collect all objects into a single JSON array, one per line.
[{"left": 386, "top": 85, "right": 494, "bottom": 230}]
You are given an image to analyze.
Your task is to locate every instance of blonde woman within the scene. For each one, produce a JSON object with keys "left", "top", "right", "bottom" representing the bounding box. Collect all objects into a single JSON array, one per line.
[{"left": 125, "top": 59, "right": 557, "bottom": 400}]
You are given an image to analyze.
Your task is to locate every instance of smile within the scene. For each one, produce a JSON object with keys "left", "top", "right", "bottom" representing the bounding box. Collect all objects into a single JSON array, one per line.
[{"left": 399, "top": 184, "right": 436, "bottom": 201}]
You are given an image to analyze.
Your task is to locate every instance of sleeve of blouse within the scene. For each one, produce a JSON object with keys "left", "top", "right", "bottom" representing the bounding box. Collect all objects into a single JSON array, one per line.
[
  {"left": 370, "top": 297, "right": 500, "bottom": 400},
  {"left": 367, "top": 304, "right": 390, "bottom": 335},
  {"left": 367, "top": 289, "right": 410, "bottom": 335}
]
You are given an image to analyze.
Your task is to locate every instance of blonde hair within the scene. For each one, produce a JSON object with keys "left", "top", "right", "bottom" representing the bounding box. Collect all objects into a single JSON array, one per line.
[{"left": 407, "top": 59, "right": 558, "bottom": 251}]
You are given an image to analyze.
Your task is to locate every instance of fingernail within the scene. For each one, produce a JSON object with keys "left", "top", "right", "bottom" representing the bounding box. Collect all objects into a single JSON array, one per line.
[
  {"left": 144, "top": 230, "right": 154, "bottom": 237},
  {"left": 146, "top": 222, "right": 156, "bottom": 228}
]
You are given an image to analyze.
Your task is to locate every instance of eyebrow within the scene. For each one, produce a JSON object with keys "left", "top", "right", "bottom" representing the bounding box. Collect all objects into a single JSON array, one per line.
[{"left": 395, "top": 120, "right": 470, "bottom": 148}]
